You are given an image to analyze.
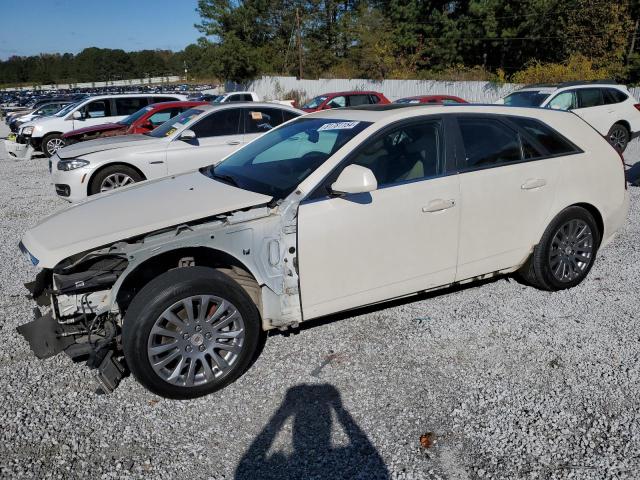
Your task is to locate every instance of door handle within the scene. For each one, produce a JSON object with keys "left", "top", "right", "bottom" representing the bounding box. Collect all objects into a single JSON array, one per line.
[
  {"left": 521, "top": 178, "right": 547, "bottom": 190},
  {"left": 226, "top": 140, "right": 241, "bottom": 145},
  {"left": 422, "top": 199, "right": 456, "bottom": 213}
]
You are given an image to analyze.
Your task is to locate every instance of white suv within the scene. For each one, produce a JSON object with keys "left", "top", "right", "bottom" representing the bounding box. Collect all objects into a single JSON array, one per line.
[
  {"left": 18, "top": 93, "right": 187, "bottom": 157},
  {"left": 499, "top": 81, "right": 640, "bottom": 151}
]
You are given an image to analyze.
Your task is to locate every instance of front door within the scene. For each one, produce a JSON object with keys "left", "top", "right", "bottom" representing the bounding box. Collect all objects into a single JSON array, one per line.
[
  {"left": 165, "top": 108, "right": 243, "bottom": 174},
  {"left": 298, "top": 118, "right": 460, "bottom": 320}
]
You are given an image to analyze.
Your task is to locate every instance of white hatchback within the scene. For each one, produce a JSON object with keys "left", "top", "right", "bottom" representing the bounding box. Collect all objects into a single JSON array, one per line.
[{"left": 18, "top": 104, "right": 629, "bottom": 398}]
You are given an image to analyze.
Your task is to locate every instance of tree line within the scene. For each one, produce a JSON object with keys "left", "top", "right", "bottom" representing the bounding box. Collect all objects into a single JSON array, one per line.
[{"left": 2, "top": 0, "right": 640, "bottom": 86}]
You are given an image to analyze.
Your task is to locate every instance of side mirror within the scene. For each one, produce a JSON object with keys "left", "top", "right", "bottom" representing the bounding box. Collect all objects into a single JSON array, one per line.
[
  {"left": 331, "top": 165, "right": 377, "bottom": 195},
  {"left": 72, "top": 110, "right": 83, "bottom": 120},
  {"left": 179, "top": 129, "right": 196, "bottom": 141}
]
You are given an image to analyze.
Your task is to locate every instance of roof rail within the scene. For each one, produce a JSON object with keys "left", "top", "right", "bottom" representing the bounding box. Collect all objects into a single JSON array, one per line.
[{"left": 558, "top": 79, "right": 619, "bottom": 87}]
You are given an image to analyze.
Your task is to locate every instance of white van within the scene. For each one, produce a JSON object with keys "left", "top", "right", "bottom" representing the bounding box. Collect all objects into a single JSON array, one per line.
[{"left": 17, "top": 93, "right": 187, "bottom": 157}]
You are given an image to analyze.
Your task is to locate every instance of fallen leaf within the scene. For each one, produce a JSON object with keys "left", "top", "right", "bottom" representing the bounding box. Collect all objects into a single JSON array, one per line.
[{"left": 420, "top": 432, "right": 435, "bottom": 449}]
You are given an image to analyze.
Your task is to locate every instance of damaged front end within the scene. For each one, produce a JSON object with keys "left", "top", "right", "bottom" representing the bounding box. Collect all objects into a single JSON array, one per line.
[{"left": 18, "top": 251, "right": 129, "bottom": 393}]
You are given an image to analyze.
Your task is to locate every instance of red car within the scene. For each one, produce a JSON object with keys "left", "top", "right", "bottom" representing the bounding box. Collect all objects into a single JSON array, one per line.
[
  {"left": 394, "top": 95, "right": 468, "bottom": 105},
  {"left": 301, "top": 91, "right": 390, "bottom": 112},
  {"left": 61, "top": 101, "right": 208, "bottom": 144}
]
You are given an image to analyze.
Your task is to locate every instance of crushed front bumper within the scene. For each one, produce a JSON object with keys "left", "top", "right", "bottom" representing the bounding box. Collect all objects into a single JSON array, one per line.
[
  {"left": 16, "top": 308, "right": 75, "bottom": 359},
  {"left": 4, "top": 139, "right": 34, "bottom": 160}
]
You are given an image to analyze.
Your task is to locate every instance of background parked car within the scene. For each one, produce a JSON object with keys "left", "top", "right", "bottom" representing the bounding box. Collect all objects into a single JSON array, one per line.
[
  {"left": 51, "top": 102, "right": 302, "bottom": 201},
  {"left": 301, "top": 91, "right": 390, "bottom": 112},
  {"left": 394, "top": 95, "right": 468, "bottom": 104},
  {"left": 61, "top": 101, "right": 208, "bottom": 145},
  {"left": 10, "top": 101, "right": 73, "bottom": 132},
  {"left": 17, "top": 93, "right": 187, "bottom": 157},
  {"left": 498, "top": 80, "right": 640, "bottom": 152},
  {"left": 213, "top": 91, "right": 260, "bottom": 102}
]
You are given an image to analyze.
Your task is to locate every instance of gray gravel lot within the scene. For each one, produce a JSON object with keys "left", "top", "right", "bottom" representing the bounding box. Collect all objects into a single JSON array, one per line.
[{"left": 0, "top": 122, "right": 639, "bottom": 480}]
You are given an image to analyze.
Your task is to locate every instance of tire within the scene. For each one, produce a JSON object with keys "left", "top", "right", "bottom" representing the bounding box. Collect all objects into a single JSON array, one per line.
[
  {"left": 122, "top": 266, "right": 262, "bottom": 399},
  {"left": 41, "top": 133, "right": 65, "bottom": 158},
  {"left": 518, "top": 206, "right": 600, "bottom": 291},
  {"left": 88, "top": 164, "right": 144, "bottom": 195},
  {"left": 607, "top": 123, "right": 630, "bottom": 153}
]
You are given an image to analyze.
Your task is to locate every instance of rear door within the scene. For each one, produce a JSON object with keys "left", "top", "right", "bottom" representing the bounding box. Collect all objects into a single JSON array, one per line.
[
  {"left": 572, "top": 88, "right": 610, "bottom": 135},
  {"left": 454, "top": 115, "right": 560, "bottom": 280},
  {"left": 165, "top": 108, "right": 243, "bottom": 174}
]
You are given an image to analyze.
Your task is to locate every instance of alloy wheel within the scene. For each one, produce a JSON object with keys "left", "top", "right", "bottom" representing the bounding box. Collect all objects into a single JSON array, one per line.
[
  {"left": 147, "top": 295, "right": 246, "bottom": 387},
  {"left": 100, "top": 173, "right": 135, "bottom": 192},
  {"left": 46, "top": 138, "right": 65, "bottom": 155},
  {"left": 549, "top": 219, "right": 594, "bottom": 282},
  {"left": 609, "top": 127, "right": 628, "bottom": 151}
]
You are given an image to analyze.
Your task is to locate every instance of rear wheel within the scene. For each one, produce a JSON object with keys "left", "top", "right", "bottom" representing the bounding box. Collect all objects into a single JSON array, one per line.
[
  {"left": 607, "top": 123, "right": 629, "bottom": 152},
  {"left": 518, "top": 206, "right": 600, "bottom": 290},
  {"left": 89, "top": 165, "right": 143, "bottom": 195},
  {"left": 41, "top": 133, "right": 65, "bottom": 157},
  {"left": 122, "top": 267, "right": 261, "bottom": 399}
]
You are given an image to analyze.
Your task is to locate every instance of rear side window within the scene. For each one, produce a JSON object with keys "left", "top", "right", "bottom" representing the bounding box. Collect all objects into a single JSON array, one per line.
[
  {"left": 348, "top": 94, "right": 371, "bottom": 107},
  {"left": 115, "top": 97, "right": 148, "bottom": 115},
  {"left": 603, "top": 88, "right": 628, "bottom": 104},
  {"left": 369, "top": 94, "right": 381, "bottom": 104},
  {"left": 244, "top": 108, "right": 286, "bottom": 134},
  {"left": 510, "top": 117, "right": 578, "bottom": 156},
  {"left": 191, "top": 109, "right": 242, "bottom": 137},
  {"left": 152, "top": 97, "right": 179, "bottom": 103},
  {"left": 458, "top": 117, "right": 524, "bottom": 169},
  {"left": 577, "top": 89, "right": 603, "bottom": 108}
]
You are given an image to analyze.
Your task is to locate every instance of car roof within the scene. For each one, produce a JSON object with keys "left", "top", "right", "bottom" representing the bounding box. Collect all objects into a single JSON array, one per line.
[
  {"left": 83, "top": 93, "right": 186, "bottom": 100},
  {"left": 301, "top": 103, "right": 576, "bottom": 123},
  {"left": 147, "top": 100, "right": 208, "bottom": 109},
  {"left": 517, "top": 81, "right": 623, "bottom": 93},
  {"left": 193, "top": 102, "right": 303, "bottom": 113},
  {"left": 316, "top": 91, "right": 383, "bottom": 97},
  {"left": 397, "top": 95, "right": 465, "bottom": 101}
]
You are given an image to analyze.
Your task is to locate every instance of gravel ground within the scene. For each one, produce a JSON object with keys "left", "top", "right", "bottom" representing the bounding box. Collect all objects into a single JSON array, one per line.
[{"left": 0, "top": 122, "right": 639, "bottom": 480}]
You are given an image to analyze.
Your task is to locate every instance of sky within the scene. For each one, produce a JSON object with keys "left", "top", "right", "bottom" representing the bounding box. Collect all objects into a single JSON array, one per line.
[{"left": 0, "top": 0, "right": 203, "bottom": 60}]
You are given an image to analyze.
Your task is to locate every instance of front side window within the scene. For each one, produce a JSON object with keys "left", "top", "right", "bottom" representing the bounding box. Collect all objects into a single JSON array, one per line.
[
  {"left": 244, "top": 108, "right": 288, "bottom": 134},
  {"left": 204, "top": 118, "right": 371, "bottom": 198},
  {"left": 547, "top": 91, "right": 576, "bottom": 111},
  {"left": 326, "top": 96, "right": 346, "bottom": 109},
  {"left": 458, "top": 117, "right": 523, "bottom": 169},
  {"left": 115, "top": 97, "right": 149, "bottom": 116},
  {"left": 148, "top": 108, "right": 205, "bottom": 138},
  {"left": 510, "top": 116, "right": 578, "bottom": 156},
  {"left": 84, "top": 100, "right": 111, "bottom": 118},
  {"left": 347, "top": 120, "right": 444, "bottom": 187},
  {"left": 577, "top": 88, "right": 603, "bottom": 109},
  {"left": 302, "top": 96, "right": 327, "bottom": 109},
  {"left": 191, "top": 109, "right": 242, "bottom": 138}
]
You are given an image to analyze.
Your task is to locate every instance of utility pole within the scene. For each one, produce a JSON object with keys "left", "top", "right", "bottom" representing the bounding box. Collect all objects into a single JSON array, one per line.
[
  {"left": 296, "top": 8, "right": 303, "bottom": 79},
  {"left": 628, "top": 19, "right": 639, "bottom": 65}
]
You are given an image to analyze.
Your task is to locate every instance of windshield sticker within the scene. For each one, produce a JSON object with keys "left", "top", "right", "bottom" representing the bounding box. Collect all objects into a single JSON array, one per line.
[
  {"left": 318, "top": 121, "right": 360, "bottom": 131},
  {"left": 250, "top": 111, "right": 263, "bottom": 120},
  {"left": 164, "top": 128, "right": 177, "bottom": 137}
]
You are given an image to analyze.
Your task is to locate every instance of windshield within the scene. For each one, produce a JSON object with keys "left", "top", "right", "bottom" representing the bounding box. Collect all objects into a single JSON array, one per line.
[
  {"left": 203, "top": 117, "right": 371, "bottom": 199},
  {"left": 55, "top": 100, "right": 83, "bottom": 117},
  {"left": 302, "top": 96, "right": 328, "bottom": 109},
  {"left": 119, "top": 106, "right": 153, "bottom": 126},
  {"left": 503, "top": 91, "right": 550, "bottom": 107},
  {"left": 212, "top": 95, "right": 226, "bottom": 103},
  {"left": 147, "top": 108, "right": 205, "bottom": 138},
  {"left": 394, "top": 98, "right": 422, "bottom": 104}
]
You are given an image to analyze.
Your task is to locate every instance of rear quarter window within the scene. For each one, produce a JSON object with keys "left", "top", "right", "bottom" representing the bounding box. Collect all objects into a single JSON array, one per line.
[{"left": 510, "top": 116, "right": 579, "bottom": 156}]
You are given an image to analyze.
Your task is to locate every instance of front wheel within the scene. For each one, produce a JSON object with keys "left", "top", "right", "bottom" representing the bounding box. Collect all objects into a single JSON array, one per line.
[
  {"left": 122, "top": 267, "right": 262, "bottom": 399},
  {"left": 41, "top": 133, "right": 65, "bottom": 157},
  {"left": 89, "top": 165, "right": 144, "bottom": 195},
  {"left": 518, "top": 206, "right": 600, "bottom": 291}
]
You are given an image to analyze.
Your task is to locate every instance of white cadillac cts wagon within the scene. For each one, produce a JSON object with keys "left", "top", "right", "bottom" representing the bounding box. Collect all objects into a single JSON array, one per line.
[{"left": 18, "top": 105, "right": 629, "bottom": 398}]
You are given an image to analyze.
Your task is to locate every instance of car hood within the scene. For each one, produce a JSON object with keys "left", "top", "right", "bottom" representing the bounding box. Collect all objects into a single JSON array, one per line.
[
  {"left": 57, "top": 134, "right": 159, "bottom": 159},
  {"left": 62, "top": 122, "right": 125, "bottom": 138},
  {"left": 21, "top": 171, "right": 273, "bottom": 268}
]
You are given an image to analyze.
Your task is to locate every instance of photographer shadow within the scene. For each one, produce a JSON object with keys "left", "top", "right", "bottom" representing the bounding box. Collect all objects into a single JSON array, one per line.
[{"left": 235, "top": 383, "right": 390, "bottom": 480}]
